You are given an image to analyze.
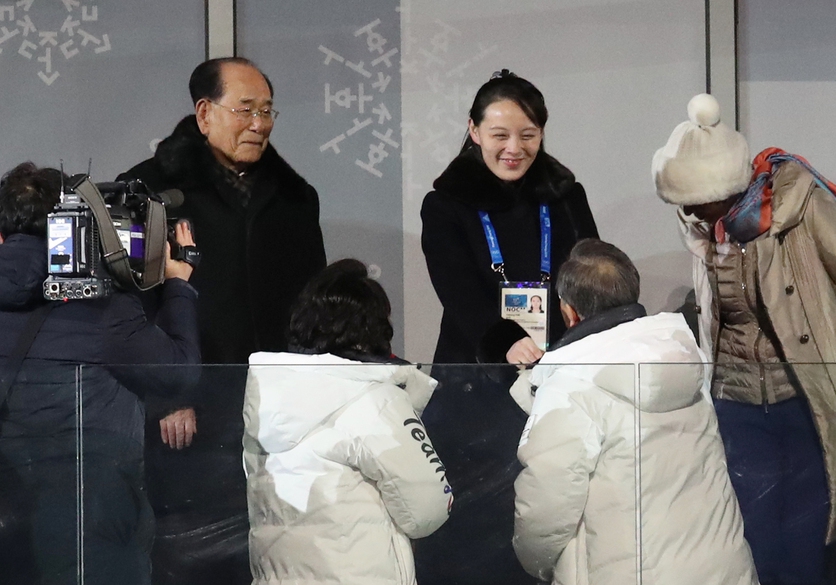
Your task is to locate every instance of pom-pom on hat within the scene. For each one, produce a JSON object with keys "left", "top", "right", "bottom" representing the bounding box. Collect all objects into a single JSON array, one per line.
[{"left": 652, "top": 93, "right": 752, "bottom": 206}]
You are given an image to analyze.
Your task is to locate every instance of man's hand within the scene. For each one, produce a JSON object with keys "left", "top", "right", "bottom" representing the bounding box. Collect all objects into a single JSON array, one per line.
[
  {"left": 506, "top": 336, "right": 545, "bottom": 368},
  {"left": 159, "top": 407, "right": 197, "bottom": 449},
  {"left": 164, "top": 221, "right": 196, "bottom": 282}
]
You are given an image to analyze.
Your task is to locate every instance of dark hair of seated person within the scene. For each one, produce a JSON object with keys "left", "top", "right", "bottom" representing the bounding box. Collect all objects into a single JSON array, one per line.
[
  {"left": 288, "top": 258, "right": 393, "bottom": 358},
  {"left": 0, "top": 162, "right": 64, "bottom": 239}
]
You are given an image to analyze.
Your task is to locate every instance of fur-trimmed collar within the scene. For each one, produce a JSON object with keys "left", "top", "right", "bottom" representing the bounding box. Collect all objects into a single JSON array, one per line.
[
  {"left": 152, "top": 115, "right": 307, "bottom": 194},
  {"left": 432, "top": 147, "right": 577, "bottom": 211}
]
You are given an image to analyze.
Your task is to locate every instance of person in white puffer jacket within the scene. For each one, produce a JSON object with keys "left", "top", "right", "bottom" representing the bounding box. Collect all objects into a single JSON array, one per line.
[
  {"left": 243, "top": 259, "right": 452, "bottom": 585},
  {"left": 512, "top": 240, "right": 758, "bottom": 585}
]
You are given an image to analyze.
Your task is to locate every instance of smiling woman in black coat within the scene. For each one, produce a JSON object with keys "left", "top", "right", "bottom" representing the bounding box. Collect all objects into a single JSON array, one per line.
[{"left": 416, "top": 70, "right": 598, "bottom": 585}]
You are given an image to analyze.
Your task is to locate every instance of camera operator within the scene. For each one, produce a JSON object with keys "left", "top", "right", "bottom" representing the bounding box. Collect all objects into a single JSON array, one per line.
[{"left": 0, "top": 162, "right": 200, "bottom": 585}]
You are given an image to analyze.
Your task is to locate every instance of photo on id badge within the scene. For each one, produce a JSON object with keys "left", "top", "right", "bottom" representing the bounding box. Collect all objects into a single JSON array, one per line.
[{"left": 501, "top": 283, "right": 549, "bottom": 351}]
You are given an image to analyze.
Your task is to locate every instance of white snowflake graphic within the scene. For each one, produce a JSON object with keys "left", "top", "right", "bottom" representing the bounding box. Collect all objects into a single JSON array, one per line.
[
  {"left": 318, "top": 17, "right": 400, "bottom": 179},
  {"left": 0, "top": 0, "right": 111, "bottom": 86},
  {"left": 398, "top": 0, "right": 498, "bottom": 201}
]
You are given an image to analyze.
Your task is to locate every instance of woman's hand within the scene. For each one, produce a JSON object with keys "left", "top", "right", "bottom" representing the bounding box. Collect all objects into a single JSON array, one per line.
[{"left": 506, "top": 336, "right": 545, "bottom": 368}]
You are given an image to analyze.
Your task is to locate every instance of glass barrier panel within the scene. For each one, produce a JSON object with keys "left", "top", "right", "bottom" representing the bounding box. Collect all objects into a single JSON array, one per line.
[
  {"left": 140, "top": 363, "right": 250, "bottom": 585},
  {"left": 635, "top": 361, "right": 836, "bottom": 584},
  {"left": 636, "top": 361, "right": 750, "bottom": 583},
  {"left": 0, "top": 363, "right": 83, "bottom": 584},
  {"left": 41, "top": 360, "right": 836, "bottom": 584},
  {"left": 417, "top": 362, "right": 556, "bottom": 585},
  {"left": 67, "top": 361, "right": 637, "bottom": 585},
  {"left": 708, "top": 361, "right": 836, "bottom": 585},
  {"left": 504, "top": 361, "right": 637, "bottom": 585}
]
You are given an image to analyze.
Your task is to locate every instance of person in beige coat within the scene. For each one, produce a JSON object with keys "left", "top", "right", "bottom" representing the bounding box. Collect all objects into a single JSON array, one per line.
[
  {"left": 512, "top": 239, "right": 757, "bottom": 585},
  {"left": 243, "top": 260, "right": 452, "bottom": 585},
  {"left": 654, "top": 93, "right": 836, "bottom": 584}
]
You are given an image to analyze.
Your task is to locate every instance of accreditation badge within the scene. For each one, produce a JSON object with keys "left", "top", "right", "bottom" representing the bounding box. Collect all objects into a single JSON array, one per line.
[{"left": 500, "top": 282, "right": 550, "bottom": 351}]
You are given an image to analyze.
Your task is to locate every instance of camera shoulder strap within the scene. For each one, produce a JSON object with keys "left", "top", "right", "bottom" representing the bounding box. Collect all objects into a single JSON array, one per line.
[
  {"left": 0, "top": 302, "right": 54, "bottom": 409},
  {"left": 139, "top": 200, "right": 166, "bottom": 290},
  {"left": 73, "top": 178, "right": 136, "bottom": 290}
]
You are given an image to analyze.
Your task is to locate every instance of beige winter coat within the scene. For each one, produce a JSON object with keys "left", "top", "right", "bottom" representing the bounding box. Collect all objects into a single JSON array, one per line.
[
  {"left": 243, "top": 353, "right": 452, "bottom": 585},
  {"left": 513, "top": 313, "right": 758, "bottom": 585},
  {"left": 681, "top": 161, "right": 836, "bottom": 542}
]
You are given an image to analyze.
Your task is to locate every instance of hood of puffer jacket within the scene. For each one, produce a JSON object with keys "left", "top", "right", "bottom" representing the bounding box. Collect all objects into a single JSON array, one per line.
[
  {"left": 246, "top": 352, "right": 438, "bottom": 454},
  {"left": 432, "top": 146, "right": 578, "bottom": 211},
  {"left": 530, "top": 313, "right": 708, "bottom": 413},
  {"left": 0, "top": 234, "right": 48, "bottom": 311}
]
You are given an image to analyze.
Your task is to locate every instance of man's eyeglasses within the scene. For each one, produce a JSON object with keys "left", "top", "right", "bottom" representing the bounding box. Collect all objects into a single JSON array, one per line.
[{"left": 209, "top": 101, "right": 279, "bottom": 122}]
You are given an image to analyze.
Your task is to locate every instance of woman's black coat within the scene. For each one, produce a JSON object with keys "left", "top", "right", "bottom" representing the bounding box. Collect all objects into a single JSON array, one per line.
[
  {"left": 421, "top": 147, "right": 599, "bottom": 364},
  {"left": 416, "top": 147, "right": 598, "bottom": 585}
]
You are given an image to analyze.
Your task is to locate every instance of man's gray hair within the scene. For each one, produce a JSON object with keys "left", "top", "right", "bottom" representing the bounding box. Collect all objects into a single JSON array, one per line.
[{"left": 556, "top": 239, "right": 640, "bottom": 319}]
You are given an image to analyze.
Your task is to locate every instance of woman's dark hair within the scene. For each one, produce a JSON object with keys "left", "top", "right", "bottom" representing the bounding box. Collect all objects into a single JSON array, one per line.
[
  {"left": 461, "top": 69, "right": 549, "bottom": 153},
  {"left": 0, "top": 162, "right": 63, "bottom": 239},
  {"left": 288, "top": 259, "right": 393, "bottom": 357},
  {"left": 188, "top": 57, "right": 274, "bottom": 105}
]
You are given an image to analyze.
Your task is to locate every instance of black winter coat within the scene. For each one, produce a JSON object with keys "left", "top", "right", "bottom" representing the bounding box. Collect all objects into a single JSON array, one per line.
[
  {"left": 119, "top": 115, "right": 327, "bottom": 366},
  {"left": 421, "top": 147, "right": 599, "bottom": 365},
  {"left": 0, "top": 234, "right": 200, "bottom": 585},
  {"left": 118, "top": 116, "right": 326, "bottom": 585}
]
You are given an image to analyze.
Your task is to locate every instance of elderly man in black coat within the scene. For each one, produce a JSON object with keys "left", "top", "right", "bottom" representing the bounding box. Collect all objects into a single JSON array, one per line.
[{"left": 118, "top": 58, "right": 326, "bottom": 585}]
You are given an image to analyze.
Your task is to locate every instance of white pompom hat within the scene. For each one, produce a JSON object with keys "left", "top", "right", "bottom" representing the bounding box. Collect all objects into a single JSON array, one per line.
[{"left": 652, "top": 93, "right": 752, "bottom": 205}]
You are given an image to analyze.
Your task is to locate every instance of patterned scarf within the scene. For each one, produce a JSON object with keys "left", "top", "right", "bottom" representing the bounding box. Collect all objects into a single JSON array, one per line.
[{"left": 718, "top": 147, "right": 836, "bottom": 243}]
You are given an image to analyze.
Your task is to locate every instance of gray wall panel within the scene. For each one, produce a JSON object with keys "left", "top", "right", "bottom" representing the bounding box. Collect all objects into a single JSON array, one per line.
[
  {"left": 739, "top": 0, "right": 836, "bottom": 179},
  {"left": 0, "top": 1, "right": 205, "bottom": 180},
  {"left": 238, "top": 0, "right": 405, "bottom": 355},
  {"left": 739, "top": 0, "right": 836, "bottom": 83}
]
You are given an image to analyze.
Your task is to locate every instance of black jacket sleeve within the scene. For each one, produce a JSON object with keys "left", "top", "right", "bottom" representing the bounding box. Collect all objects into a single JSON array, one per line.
[
  {"left": 478, "top": 319, "right": 529, "bottom": 364},
  {"left": 103, "top": 278, "right": 200, "bottom": 409},
  {"left": 300, "top": 183, "right": 327, "bottom": 284}
]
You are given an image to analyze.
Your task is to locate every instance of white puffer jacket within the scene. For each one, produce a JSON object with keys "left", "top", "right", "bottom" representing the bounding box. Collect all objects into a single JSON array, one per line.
[
  {"left": 512, "top": 313, "right": 758, "bottom": 585},
  {"left": 243, "top": 352, "right": 452, "bottom": 585}
]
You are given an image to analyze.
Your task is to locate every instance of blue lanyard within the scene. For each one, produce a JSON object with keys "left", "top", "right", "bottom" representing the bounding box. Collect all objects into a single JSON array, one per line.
[{"left": 478, "top": 205, "right": 551, "bottom": 283}]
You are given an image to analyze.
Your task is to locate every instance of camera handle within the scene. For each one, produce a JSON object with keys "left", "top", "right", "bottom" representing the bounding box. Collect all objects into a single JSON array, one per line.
[{"left": 141, "top": 199, "right": 167, "bottom": 288}]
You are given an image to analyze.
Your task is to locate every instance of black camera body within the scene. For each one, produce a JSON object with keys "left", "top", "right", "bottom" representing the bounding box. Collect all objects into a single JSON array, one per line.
[
  {"left": 44, "top": 176, "right": 186, "bottom": 301},
  {"left": 44, "top": 194, "right": 111, "bottom": 300}
]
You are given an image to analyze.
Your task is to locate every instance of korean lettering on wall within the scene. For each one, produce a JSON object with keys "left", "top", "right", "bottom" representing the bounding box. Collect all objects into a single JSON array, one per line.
[{"left": 318, "top": 18, "right": 400, "bottom": 179}]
